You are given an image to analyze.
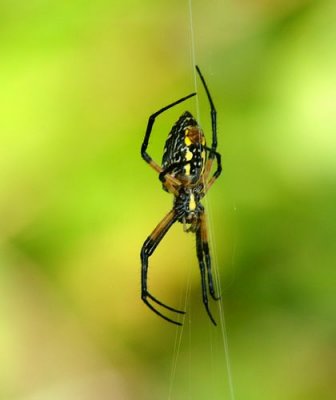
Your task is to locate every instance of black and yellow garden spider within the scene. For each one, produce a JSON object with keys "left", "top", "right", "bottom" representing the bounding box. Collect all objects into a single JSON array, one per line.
[{"left": 140, "top": 66, "right": 222, "bottom": 326}]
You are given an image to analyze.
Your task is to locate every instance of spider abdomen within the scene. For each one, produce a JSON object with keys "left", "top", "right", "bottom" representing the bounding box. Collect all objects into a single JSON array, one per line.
[{"left": 162, "top": 111, "right": 206, "bottom": 187}]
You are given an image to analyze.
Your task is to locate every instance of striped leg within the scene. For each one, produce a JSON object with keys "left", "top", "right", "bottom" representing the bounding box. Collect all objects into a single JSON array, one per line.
[
  {"left": 141, "top": 93, "right": 196, "bottom": 194},
  {"left": 195, "top": 66, "right": 222, "bottom": 193},
  {"left": 202, "top": 147, "right": 222, "bottom": 193},
  {"left": 195, "top": 212, "right": 220, "bottom": 325},
  {"left": 141, "top": 209, "right": 185, "bottom": 326}
]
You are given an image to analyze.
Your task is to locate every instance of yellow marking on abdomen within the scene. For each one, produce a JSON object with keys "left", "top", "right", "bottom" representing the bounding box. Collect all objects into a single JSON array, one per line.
[
  {"left": 189, "top": 193, "right": 196, "bottom": 210},
  {"left": 184, "top": 163, "right": 191, "bottom": 175},
  {"left": 185, "top": 136, "right": 192, "bottom": 146},
  {"left": 185, "top": 149, "right": 193, "bottom": 161}
]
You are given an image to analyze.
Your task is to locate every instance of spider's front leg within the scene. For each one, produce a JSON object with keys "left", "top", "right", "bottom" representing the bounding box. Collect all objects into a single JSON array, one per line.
[
  {"left": 141, "top": 92, "right": 196, "bottom": 196},
  {"left": 141, "top": 93, "right": 196, "bottom": 171},
  {"left": 195, "top": 212, "right": 221, "bottom": 325},
  {"left": 141, "top": 209, "right": 185, "bottom": 326},
  {"left": 202, "top": 147, "right": 222, "bottom": 193},
  {"left": 195, "top": 66, "right": 222, "bottom": 193}
]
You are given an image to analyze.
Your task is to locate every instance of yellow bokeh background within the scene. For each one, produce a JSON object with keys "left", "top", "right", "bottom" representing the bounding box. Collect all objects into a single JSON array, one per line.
[{"left": 1, "top": 1, "right": 335, "bottom": 399}]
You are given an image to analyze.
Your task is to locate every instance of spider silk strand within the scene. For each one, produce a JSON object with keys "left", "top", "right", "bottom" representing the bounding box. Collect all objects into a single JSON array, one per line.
[{"left": 188, "top": 1, "right": 236, "bottom": 399}]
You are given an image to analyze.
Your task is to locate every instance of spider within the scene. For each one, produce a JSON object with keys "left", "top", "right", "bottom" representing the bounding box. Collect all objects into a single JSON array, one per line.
[{"left": 140, "top": 66, "right": 222, "bottom": 326}]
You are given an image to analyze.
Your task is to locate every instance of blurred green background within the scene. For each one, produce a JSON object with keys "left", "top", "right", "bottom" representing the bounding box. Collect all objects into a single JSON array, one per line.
[{"left": 0, "top": 0, "right": 335, "bottom": 399}]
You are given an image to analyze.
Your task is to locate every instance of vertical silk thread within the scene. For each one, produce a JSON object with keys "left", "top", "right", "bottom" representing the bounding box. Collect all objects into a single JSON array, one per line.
[{"left": 188, "top": 1, "right": 236, "bottom": 399}]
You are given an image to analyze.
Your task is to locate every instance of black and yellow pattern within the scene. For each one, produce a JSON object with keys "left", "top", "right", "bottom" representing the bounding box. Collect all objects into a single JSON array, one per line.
[{"left": 141, "top": 66, "right": 222, "bottom": 326}]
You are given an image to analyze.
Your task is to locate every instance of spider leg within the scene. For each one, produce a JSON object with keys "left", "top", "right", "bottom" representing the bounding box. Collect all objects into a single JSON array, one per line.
[
  {"left": 202, "top": 147, "right": 222, "bottom": 193},
  {"left": 200, "top": 213, "right": 221, "bottom": 301},
  {"left": 141, "top": 209, "right": 185, "bottom": 326},
  {"left": 142, "top": 297, "right": 182, "bottom": 326},
  {"left": 195, "top": 66, "right": 221, "bottom": 193},
  {"left": 141, "top": 92, "right": 196, "bottom": 195},
  {"left": 158, "top": 160, "right": 191, "bottom": 183},
  {"left": 145, "top": 292, "right": 184, "bottom": 313},
  {"left": 196, "top": 212, "right": 219, "bottom": 326},
  {"left": 196, "top": 213, "right": 220, "bottom": 325},
  {"left": 196, "top": 227, "right": 217, "bottom": 326},
  {"left": 195, "top": 66, "right": 217, "bottom": 155},
  {"left": 141, "top": 92, "right": 196, "bottom": 174}
]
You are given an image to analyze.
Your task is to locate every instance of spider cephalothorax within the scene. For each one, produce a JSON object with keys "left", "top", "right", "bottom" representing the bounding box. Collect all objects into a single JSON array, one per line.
[
  {"left": 140, "top": 66, "right": 222, "bottom": 326},
  {"left": 174, "top": 185, "right": 204, "bottom": 232}
]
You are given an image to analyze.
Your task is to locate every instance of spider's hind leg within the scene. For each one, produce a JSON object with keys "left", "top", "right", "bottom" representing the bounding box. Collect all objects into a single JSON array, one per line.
[
  {"left": 141, "top": 209, "right": 185, "bottom": 326},
  {"left": 200, "top": 212, "right": 221, "bottom": 301},
  {"left": 195, "top": 212, "right": 220, "bottom": 326}
]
